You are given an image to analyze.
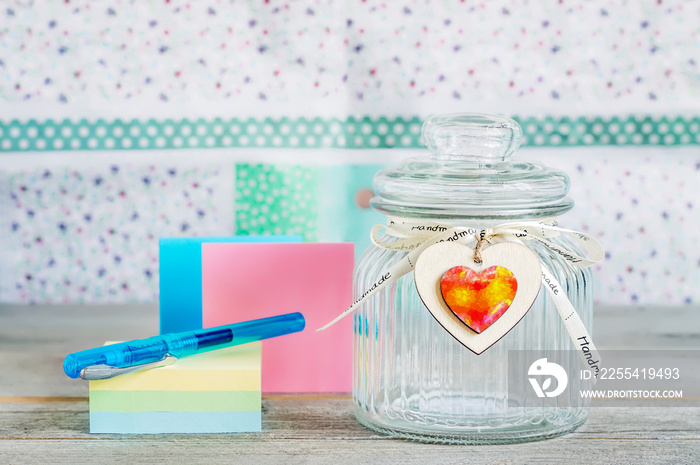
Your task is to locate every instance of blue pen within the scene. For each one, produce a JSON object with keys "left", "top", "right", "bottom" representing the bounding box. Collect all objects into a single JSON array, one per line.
[{"left": 64, "top": 312, "right": 305, "bottom": 380}]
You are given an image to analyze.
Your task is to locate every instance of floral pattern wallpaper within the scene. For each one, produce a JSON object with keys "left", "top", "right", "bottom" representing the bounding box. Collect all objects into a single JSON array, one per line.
[
  {"left": 1, "top": 1, "right": 697, "bottom": 109},
  {"left": 1, "top": 163, "right": 229, "bottom": 303},
  {"left": 0, "top": 1, "right": 697, "bottom": 306}
]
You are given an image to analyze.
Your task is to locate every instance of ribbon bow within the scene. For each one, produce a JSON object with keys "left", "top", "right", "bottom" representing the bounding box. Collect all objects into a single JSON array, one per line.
[{"left": 318, "top": 217, "right": 605, "bottom": 376}]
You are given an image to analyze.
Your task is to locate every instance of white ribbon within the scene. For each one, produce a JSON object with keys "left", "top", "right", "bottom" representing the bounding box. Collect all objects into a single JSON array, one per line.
[{"left": 318, "top": 216, "right": 605, "bottom": 378}]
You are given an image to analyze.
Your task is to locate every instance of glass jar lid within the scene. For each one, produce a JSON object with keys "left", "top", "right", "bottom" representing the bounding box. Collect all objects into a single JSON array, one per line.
[{"left": 371, "top": 113, "right": 573, "bottom": 220}]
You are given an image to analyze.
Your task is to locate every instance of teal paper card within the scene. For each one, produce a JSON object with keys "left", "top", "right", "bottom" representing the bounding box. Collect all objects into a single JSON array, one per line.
[
  {"left": 318, "top": 165, "right": 387, "bottom": 260},
  {"left": 159, "top": 235, "right": 301, "bottom": 334}
]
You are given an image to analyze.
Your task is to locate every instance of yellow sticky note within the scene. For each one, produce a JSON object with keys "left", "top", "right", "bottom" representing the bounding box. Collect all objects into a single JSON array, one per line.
[{"left": 89, "top": 342, "right": 262, "bottom": 391}]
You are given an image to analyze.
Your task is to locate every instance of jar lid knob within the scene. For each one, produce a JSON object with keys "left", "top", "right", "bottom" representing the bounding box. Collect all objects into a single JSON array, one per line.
[{"left": 422, "top": 113, "right": 523, "bottom": 162}]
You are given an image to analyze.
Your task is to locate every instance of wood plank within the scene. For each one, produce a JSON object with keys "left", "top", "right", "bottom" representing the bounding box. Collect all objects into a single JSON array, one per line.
[
  {"left": 0, "top": 400, "right": 698, "bottom": 464},
  {"left": 593, "top": 306, "right": 700, "bottom": 350},
  {"left": 1, "top": 304, "right": 699, "bottom": 463},
  {"left": 2, "top": 398, "right": 700, "bottom": 439},
  {"left": 2, "top": 303, "right": 698, "bottom": 398},
  {"left": 0, "top": 304, "right": 157, "bottom": 397},
  {"left": 1, "top": 439, "right": 697, "bottom": 465}
]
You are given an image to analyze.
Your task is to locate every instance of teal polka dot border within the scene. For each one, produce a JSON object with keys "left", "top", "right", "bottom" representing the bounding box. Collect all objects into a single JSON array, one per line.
[{"left": 0, "top": 115, "right": 698, "bottom": 151}]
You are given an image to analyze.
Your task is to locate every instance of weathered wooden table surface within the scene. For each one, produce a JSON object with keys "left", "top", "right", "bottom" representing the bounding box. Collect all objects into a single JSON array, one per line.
[{"left": 1, "top": 304, "right": 698, "bottom": 464}]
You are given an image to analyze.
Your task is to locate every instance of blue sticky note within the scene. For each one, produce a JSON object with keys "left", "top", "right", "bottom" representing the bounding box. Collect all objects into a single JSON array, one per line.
[
  {"left": 159, "top": 236, "right": 301, "bottom": 334},
  {"left": 90, "top": 411, "right": 261, "bottom": 434}
]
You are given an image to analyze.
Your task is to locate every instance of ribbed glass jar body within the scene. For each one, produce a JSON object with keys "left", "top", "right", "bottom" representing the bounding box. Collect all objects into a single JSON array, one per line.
[{"left": 352, "top": 217, "right": 593, "bottom": 444}]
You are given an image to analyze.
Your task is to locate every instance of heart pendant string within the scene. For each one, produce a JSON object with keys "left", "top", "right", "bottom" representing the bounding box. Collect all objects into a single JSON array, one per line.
[{"left": 472, "top": 230, "right": 490, "bottom": 264}]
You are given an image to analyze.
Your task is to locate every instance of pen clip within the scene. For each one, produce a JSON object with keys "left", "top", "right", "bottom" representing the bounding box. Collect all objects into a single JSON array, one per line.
[{"left": 79, "top": 353, "right": 178, "bottom": 380}]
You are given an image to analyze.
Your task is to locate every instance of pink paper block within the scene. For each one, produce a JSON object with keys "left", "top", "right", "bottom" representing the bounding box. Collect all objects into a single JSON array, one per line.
[{"left": 202, "top": 242, "right": 354, "bottom": 393}]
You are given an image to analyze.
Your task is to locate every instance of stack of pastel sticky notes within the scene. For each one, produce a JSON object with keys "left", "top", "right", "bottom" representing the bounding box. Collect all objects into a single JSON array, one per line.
[{"left": 89, "top": 342, "right": 262, "bottom": 434}]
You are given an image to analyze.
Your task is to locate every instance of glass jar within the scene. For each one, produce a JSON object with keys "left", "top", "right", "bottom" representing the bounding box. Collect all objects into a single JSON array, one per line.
[{"left": 353, "top": 113, "right": 593, "bottom": 444}]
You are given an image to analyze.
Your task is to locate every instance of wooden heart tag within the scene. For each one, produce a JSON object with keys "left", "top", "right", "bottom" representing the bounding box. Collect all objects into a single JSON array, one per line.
[{"left": 415, "top": 241, "right": 541, "bottom": 355}]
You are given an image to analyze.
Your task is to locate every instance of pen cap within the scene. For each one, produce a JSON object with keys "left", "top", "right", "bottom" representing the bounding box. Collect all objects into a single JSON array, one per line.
[
  {"left": 63, "top": 336, "right": 171, "bottom": 379},
  {"left": 64, "top": 345, "right": 110, "bottom": 379}
]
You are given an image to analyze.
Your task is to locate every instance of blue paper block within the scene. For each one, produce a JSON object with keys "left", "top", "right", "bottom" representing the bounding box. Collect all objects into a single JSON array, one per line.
[
  {"left": 90, "top": 411, "right": 261, "bottom": 434},
  {"left": 159, "top": 236, "right": 301, "bottom": 334}
]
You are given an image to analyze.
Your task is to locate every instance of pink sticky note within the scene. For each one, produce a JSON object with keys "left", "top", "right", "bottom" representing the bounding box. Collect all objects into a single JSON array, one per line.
[{"left": 202, "top": 242, "right": 354, "bottom": 393}]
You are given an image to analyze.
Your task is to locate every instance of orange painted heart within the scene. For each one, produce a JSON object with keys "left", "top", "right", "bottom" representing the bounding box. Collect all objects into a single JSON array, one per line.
[{"left": 440, "top": 265, "right": 518, "bottom": 334}]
